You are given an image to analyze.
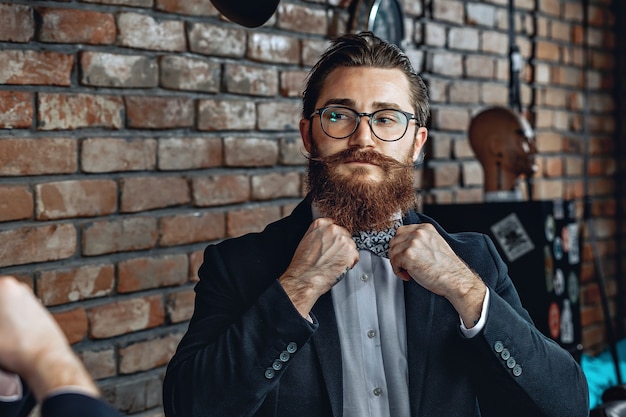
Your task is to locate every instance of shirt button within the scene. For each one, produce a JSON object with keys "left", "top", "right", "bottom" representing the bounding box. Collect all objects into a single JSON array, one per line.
[
  {"left": 361, "top": 274, "right": 369, "bottom": 282},
  {"left": 286, "top": 342, "right": 298, "bottom": 353},
  {"left": 265, "top": 368, "right": 275, "bottom": 379},
  {"left": 494, "top": 341, "right": 504, "bottom": 353},
  {"left": 513, "top": 364, "right": 523, "bottom": 377},
  {"left": 367, "top": 329, "right": 376, "bottom": 338},
  {"left": 501, "top": 349, "right": 510, "bottom": 360},
  {"left": 373, "top": 387, "right": 383, "bottom": 396},
  {"left": 279, "top": 351, "right": 290, "bottom": 362},
  {"left": 506, "top": 357, "right": 516, "bottom": 369},
  {"left": 272, "top": 360, "right": 283, "bottom": 371}
]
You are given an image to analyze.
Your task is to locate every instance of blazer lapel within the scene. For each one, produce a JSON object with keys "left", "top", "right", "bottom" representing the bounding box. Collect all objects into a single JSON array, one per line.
[{"left": 311, "top": 293, "right": 343, "bottom": 417}]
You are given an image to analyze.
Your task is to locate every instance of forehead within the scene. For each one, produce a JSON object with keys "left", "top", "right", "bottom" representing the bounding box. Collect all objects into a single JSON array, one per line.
[{"left": 316, "top": 66, "right": 413, "bottom": 109}]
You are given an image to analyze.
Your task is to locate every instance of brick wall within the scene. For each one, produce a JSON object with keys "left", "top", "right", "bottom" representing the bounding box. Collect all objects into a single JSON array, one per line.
[{"left": 0, "top": 0, "right": 619, "bottom": 415}]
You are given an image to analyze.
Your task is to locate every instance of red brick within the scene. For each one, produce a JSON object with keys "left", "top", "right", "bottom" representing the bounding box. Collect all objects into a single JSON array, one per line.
[
  {"left": 0, "top": 50, "right": 73, "bottom": 85},
  {"left": 465, "top": 55, "right": 495, "bottom": 79},
  {"left": 247, "top": 33, "right": 300, "bottom": 64},
  {"left": 78, "top": 349, "right": 116, "bottom": 380},
  {"left": 466, "top": 3, "right": 496, "bottom": 27},
  {"left": 118, "top": 254, "right": 188, "bottom": 293},
  {"left": 538, "top": 0, "right": 561, "bottom": 17},
  {"left": 280, "top": 137, "right": 307, "bottom": 166},
  {"left": 280, "top": 70, "right": 308, "bottom": 97},
  {"left": 0, "top": 91, "right": 32, "bottom": 128},
  {"left": 53, "top": 307, "right": 88, "bottom": 345},
  {"left": 38, "top": 264, "right": 115, "bottom": 306},
  {"left": 461, "top": 161, "right": 483, "bottom": 186},
  {"left": 100, "top": 372, "right": 162, "bottom": 414},
  {"left": 0, "top": 185, "right": 33, "bottom": 222},
  {"left": 38, "top": 8, "right": 116, "bottom": 44},
  {"left": 543, "top": 156, "right": 564, "bottom": 177},
  {"left": 432, "top": 107, "right": 470, "bottom": 131},
  {"left": 0, "top": 3, "right": 34, "bottom": 42},
  {"left": 424, "top": 24, "right": 446, "bottom": 47},
  {"left": 156, "top": 0, "right": 218, "bottom": 15},
  {"left": 82, "top": 137, "right": 157, "bottom": 173},
  {"left": 159, "top": 55, "right": 220, "bottom": 92},
  {"left": 117, "top": 12, "right": 186, "bottom": 51},
  {"left": 87, "top": 295, "right": 164, "bottom": 339},
  {"left": 449, "top": 82, "right": 479, "bottom": 103},
  {"left": 224, "top": 64, "right": 279, "bottom": 96},
  {"left": 159, "top": 211, "right": 226, "bottom": 246},
  {"left": 224, "top": 137, "right": 279, "bottom": 167},
  {"left": 38, "top": 94, "right": 124, "bottom": 130},
  {"left": 532, "top": 179, "right": 564, "bottom": 200},
  {"left": 197, "top": 99, "right": 256, "bottom": 131},
  {"left": 432, "top": 0, "right": 464, "bottom": 24},
  {"left": 82, "top": 217, "right": 158, "bottom": 256},
  {"left": 449, "top": 27, "right": 479, "bottom": 51},
  {"left": 189, "top": 250, "right": 203, "bottom": 281},
  {"left": 119, "top": 333, "right": 182, "bottom": 374},
  {"left": 35, "top": 179, "right": 118, "bottom": 220},
  {"left": 158, "top": 137, "right": 222, "bottom": 170},
  {"left": 481, "top": 32, "right": 508, "bottom": 54},
  {"left": 480, "top": 83, "right": 508, "bottom": 105},
  {"left": 188, "top": 23, "right": 246, "bottom": 58},
  {"left": 81, "top": 52, "right": 158, "bottom": 88},
  {"left": 251, "top": 172, "right": 301, "bottom": 200},
  {"left": 257, "top": 101, "right": 301, "bottom": 131},
  {"left": 166, "top": 289, "right": 195, "bottom": 323},
  {"left": 0, "top": 224, "right": 76, "bottom": 268},
  {"left": 430, "top": 162, "right": 461, "bottom": 188},
  {"left": 125, "top": 96, "right": 194, "bottom": 129},
  {"left": 301, "top": 38, "right": 329, "bottom": 67},
  {"left": 427, "top": 51, "right": 463, "bottom": 77},
  {"left": 192, "top": 174, "right": 250, "bottom": 206},
  {"left": 536, "top": 41, "right": 560, "bottom": 62},
  {"left": 277, "top": 3, "right": 327, "bottom": 35},
  {"left": 120, "top": 176, "right": 190, "bottom": 212},
  {"left": 226, "top": 205, "right": 282, "bottom": 237}
]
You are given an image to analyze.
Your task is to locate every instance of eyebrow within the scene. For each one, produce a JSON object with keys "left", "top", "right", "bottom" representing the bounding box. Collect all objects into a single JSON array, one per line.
[{"left": 322, "top": 98, "right": 403, "bottom": 110}]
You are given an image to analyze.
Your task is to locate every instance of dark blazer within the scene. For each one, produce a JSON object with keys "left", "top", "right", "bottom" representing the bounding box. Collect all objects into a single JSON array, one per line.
[
  {"left": 1, "top": 389, "right": 121, "bottom": 417},
  {"left": 163, "top": 198, "right": 589, "bottom": 417}
]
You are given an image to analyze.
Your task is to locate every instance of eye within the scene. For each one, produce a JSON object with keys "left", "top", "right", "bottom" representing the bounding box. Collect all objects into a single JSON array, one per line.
[
  {"left": 325, "top": 107, "right": 354, "bottom": 123},
  {"left": 372, "top": 110, "right": 403, "bottom": 126}
]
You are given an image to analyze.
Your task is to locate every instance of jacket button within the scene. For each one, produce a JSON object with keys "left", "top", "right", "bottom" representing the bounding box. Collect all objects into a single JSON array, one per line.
[
  {"left": 265, "top": 368, "right": 275, "bottom": 379},
  {"left": 513, "top": 364, "right": 523, "bottom": 377},
  {"left": 501, "top": 348, "right": 510, "bottom": 360},
  {"left": 287, "top": 342, "right": 297, "bottom": 353},
  {"left": 272, "top": 360, "right": 283, "bottom": 371},
  {"left": 494, "top": 341, "right": 504, "bottom": 353},
  {"left": 506, "top": 357, "right": 516, "bottom": 369},
  {"left": 279, "top": 351, "right": 290, "bottom": 362}
]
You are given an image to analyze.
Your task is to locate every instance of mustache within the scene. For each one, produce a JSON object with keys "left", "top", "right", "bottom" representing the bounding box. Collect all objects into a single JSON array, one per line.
[{"left": 306, "top": 148, "right": 414, "bottom": 170}]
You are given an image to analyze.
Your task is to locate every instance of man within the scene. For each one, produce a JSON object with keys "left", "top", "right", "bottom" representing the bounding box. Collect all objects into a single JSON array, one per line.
[
  {"left": 163, "top": 32, "right": 588, "bottom": 417},
  {"left": 0, "top": 276, "right": 122, "bottom": 417},
  {"left": 468, "top": 106, "right": 538, "bottom": 201}
]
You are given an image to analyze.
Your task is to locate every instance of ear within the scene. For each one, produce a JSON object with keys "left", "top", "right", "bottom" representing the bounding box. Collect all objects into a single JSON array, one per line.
[
  {"left": 411, "top": 127, "right": 428, "bottom": 163},
  {"left": 300, "top": 118, "right": 313, "bottom": 154}
]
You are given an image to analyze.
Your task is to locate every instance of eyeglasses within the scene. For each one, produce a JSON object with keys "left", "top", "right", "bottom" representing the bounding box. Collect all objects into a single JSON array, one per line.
[{"left": 309, "top": 106, "right": 417, "bottom": 142}]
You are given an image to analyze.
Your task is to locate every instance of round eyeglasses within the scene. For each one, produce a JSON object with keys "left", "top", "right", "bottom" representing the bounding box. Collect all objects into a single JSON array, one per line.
[{"left": 310, "top": 106, "right": 417, "bottom": 142}]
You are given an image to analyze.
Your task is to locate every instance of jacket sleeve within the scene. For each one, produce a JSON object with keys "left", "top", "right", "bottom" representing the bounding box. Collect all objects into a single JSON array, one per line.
[
  {"left": 41, "top": 393, "right": 122, "bottom": 417},
  {"left": 162, "top": 241, "right": 317, "bottom": 417},
  {"left": 466, "top": 233, "right": 589, "bottom": 417}
]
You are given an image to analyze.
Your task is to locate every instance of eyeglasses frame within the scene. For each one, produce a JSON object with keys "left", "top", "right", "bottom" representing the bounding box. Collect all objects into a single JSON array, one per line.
[{"left": 309, "top": 105, "right": 419, "bottom": 142}]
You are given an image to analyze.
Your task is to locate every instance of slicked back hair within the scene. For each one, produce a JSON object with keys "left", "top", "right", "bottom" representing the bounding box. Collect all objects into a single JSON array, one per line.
[{"left": 302, "top": 32, "right": 429, "bottom": 127}]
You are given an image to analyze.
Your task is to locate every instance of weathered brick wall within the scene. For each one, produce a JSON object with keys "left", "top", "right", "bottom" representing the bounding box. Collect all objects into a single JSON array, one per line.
[{"left": 0, "top": 0, "right": 619, "bottom": 415}]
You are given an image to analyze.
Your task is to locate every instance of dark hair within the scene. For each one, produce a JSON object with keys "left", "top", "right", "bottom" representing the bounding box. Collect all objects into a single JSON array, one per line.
[{"left": 302, "top": 32, "right": 429, "bottom": 127}]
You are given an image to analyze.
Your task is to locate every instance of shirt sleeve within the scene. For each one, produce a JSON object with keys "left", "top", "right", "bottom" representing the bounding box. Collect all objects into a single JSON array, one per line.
[
  {"left": 0, "top": 369, "right": 22, "bottom": 401},
  {"left": 459, "top": 288, "right": 490, "bottom": 338}
]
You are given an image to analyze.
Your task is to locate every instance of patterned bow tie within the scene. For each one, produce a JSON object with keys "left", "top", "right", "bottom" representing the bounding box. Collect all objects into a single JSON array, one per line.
[{"left": 352, "top": 219, "right": 402, "bottom": 258}]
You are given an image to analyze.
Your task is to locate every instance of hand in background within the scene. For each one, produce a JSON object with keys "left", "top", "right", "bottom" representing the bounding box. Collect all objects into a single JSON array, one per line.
[{"left": 0, "top": 276, "right": 99, "bottom": 401}]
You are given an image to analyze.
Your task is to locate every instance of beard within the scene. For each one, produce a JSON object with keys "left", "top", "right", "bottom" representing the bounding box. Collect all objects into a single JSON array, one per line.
[{"left": 306, "top": 144, "right": 418, "bottom": 234}]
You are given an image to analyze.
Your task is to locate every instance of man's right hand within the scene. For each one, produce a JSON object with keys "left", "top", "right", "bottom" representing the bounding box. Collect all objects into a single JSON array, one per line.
[{"left": 279, "top": 218, "right": 359, "bottom": 319}]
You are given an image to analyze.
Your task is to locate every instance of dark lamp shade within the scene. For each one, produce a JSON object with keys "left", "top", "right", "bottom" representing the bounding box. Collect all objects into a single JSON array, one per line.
[{"left": 210, "top": 0, "right": 280, "bottom": 28}]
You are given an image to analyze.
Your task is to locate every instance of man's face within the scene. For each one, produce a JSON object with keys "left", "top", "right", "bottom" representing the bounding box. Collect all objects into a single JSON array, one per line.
[
  {"left": 300, "top": 66, "right": 428, "bottom": 183},
  {"left": 299, "top": 66, "right": 428, "bottom": 232}
]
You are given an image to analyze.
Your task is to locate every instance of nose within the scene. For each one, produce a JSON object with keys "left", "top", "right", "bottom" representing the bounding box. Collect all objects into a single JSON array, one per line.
[{"left": 348, "top": 115, "right": 376, "bottom": 148}]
